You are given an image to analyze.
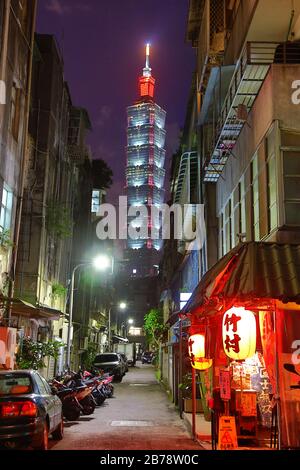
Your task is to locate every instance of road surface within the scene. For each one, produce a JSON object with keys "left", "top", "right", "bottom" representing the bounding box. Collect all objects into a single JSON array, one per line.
[{"left": 50, "top": 364, "right": 202, "bottom": 451}]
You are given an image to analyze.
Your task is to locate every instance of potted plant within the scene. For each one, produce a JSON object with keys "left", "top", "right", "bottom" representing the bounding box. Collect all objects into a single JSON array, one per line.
[{"left": 179, "top": 373, "right": 203, "bottom": 413}]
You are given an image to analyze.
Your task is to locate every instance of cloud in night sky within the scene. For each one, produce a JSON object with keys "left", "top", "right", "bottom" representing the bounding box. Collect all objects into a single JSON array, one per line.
[
  {"left": 46, "top": 0, "right": 68, "bottom": 15},
  {"left": 46, "top": 0, "right": 91, "bottom": 16},
  {"left": 96, "top": 105, "right": 113, "bottom": 128}
]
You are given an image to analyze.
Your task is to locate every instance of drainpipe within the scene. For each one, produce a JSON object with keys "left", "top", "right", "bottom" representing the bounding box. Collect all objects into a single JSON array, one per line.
[
  {"left": 7, "top": 1, "right": 38, "bottom": 323},
  {"left": 192, "top": 366, "right": 197, "bottom": 440},
  {"left": 179, "top": 318, "right": 183, "bottom": 419}
]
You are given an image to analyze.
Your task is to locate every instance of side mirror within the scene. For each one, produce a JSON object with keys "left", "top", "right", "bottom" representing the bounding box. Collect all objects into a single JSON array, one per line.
[{"left": 51, "top": 385, "right": 58, "bottom": 395}]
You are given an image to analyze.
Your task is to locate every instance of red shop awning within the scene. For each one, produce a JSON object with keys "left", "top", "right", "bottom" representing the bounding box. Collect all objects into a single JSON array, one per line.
[{"left": 182, "top": 242, "right": 300, "bottom": 317}]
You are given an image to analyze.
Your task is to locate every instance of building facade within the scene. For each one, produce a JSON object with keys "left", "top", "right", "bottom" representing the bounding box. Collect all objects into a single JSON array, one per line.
[
  {"left": 159, "top": 0, "right": 300, "bottom": 424},
  {"left": 126, "top": 45, "right": 166, "bottom": 277},
  {"left": 159, "top": 0, "right": 300, "bottom": 446},
  {"left": 0, "top": 0, "right": 37, "bottom": 312},
  {"left": 187, "top": 0, "right": 300, "bottom": 256}
]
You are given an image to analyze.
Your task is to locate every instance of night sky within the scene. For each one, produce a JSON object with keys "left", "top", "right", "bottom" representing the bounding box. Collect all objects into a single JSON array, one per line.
[{"left": 37, "top": 0, "right": 195, "bottom": 203}]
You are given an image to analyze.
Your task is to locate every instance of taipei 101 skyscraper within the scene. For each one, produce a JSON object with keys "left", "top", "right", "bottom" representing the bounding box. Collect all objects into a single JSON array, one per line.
[{"left": 125, "top": 45, "right": 166, "bottom": 277}]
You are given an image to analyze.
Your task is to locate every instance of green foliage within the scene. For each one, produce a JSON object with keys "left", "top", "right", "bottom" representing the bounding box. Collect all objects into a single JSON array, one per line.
[
  {"left": 0, "top": 229, "right": 13, "bottom": 249},
  {"left": 51, "top": 283, "right": 67, "bottom": 300},
  {"left": 81, "top": 343, "right": 98, "bottom": 370},
  {"left": 16, "top": 337, "right": 64, "bottom": 370},
  {"left": 92, "top": 159, "right": 113, "bottom": 190},
  {"left": 179, "top": 373, "right": 193, "bottom": 398},
  {"left": 144, "top": 308, "right": 167, "bottom": 350},
  {"left": 46, "top": 202, "right": 73, "bottom": 239}
]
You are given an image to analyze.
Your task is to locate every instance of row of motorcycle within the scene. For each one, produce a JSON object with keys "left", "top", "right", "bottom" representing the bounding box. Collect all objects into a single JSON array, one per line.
[{"left": 49, "top": 369, "right": 114, "bottom": 421}]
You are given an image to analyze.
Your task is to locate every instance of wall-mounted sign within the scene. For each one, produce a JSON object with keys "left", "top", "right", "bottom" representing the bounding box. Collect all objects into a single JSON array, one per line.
[{"left": 220, "top": 369, "right": 231, "bottom": 401}]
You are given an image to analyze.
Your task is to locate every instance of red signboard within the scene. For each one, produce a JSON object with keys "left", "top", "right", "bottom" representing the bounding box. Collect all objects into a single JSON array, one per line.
[{"left": 220, "top": 369, "right": 231, "bottom": 401}]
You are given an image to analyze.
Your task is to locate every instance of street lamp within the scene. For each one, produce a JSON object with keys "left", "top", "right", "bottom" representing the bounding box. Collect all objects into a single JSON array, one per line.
[
  {"left": 93, "top": 255, "right": 114, "bottom": 272},
  {"left": 116, "top": 302, "right": 127, "bottom": 335},
  {"left": 66, "top": 254, "right": 114, "bottom": 369}
]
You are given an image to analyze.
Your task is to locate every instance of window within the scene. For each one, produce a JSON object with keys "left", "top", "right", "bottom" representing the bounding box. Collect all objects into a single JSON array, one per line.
[
  {"left": 240, "top": 177, "right": 246, "bottom": 235},
  {"left": 0, "top": 185, "right": 13, "bottom": 233},
  {"left": 220, "top": 212, "right": 225, "bottom": 257},
  {"left": 283, "top": 152, "right": 300, "bottom": 225},
  {"left": 267, "top": 152, "right": 278, "bottom": 231},
  {"left": 91, "top": 190, "right": 101, "bottom": 213},
  {"left": 224, "top": 199, "right": 233, "bottom": 253},
  {"left": 34, "top": 373, "right": 48, "bottom": 395},
  {"left": 251, "top": 153, "right": 260, "bottom": 241},
  {"left": 233, "top": 185, "right": 241, "bottom": 247},
  {"left": 0, "top": 374, "right": 33, "bottom": 395},
  {"left": 10, "top": 84, "right": 21, "bottom": 141}
]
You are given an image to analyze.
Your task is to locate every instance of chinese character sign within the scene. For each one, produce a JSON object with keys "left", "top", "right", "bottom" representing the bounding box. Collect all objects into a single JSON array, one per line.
[
  {"left": 222, "top": 307, "right": 256, "bottom": 361},
  {"left": 220, "top": 369, "right": 231, "bottom": 400}
]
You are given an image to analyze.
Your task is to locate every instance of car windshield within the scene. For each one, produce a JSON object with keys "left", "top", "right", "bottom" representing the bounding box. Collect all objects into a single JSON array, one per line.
[
  {"left": 94, "top": 354, "right": 118, "bottom": 363},
  {"left": 0, "top": 374, "right": 33, "bottom": 396}
]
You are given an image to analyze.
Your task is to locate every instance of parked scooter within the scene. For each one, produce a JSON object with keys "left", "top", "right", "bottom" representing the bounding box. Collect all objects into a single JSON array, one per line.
[
  {"left": 62, "top": 372, "right": 96, "bottom": 415},
  {"left": 83, "top": 370, "right": 114, "bottom": 399},
  {"left": 51, "top": 380, "right": 82, "bottom": 421}
]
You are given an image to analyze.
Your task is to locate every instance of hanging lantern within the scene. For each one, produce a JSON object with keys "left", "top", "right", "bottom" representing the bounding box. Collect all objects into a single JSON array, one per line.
[
  {"left": 222, "top": 306, "right": 256, "bottom": 361},
  {"left": 188, "top": 334, "right": 213, "bottom": 371}
]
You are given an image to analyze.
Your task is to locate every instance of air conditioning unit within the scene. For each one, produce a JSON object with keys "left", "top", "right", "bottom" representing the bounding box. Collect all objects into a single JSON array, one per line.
[
  {"left": 79, "top": 337, "right": 89, "bottom": 351},
  {"left": 0, "top": 327, "right": 17, "bottom": 370}
]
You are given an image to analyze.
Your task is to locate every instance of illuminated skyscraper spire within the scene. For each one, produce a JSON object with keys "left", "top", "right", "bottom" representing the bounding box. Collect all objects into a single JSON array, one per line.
[
  {"left": 126, "top": 44, "right": 167, "bottom": 277},
  {"left": 143, "top": 43, "right": 152, "bottom": 77},
  {"left": 139, "top": 43, "right": 155, "bottom": 99}
]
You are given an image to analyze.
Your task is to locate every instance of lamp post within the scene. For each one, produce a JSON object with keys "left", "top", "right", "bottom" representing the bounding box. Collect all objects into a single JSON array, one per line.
[
  {"left": 117, "top": 302, "right": 127, "bottom": 336},
  {"left": 66, "top": 254, "right": 114, "bottom": 369}
]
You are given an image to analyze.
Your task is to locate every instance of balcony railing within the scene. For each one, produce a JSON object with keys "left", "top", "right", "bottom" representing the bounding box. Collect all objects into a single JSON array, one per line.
[
  {"left": 173, "top": 152, "right": 198, "bottom": 204},
  {"left": 203, "top": 41, "right": 300, "bottom": 182}
]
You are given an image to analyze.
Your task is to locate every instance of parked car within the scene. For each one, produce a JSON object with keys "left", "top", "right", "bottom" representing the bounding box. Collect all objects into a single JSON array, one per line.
[
  {"left": 141, "top": 351, "right": 154, "bottom": 364},
  {"left": 93, "top": 353, "right": 127, "bottom": 382},
  {"left": 0, "top": 370, "right": 64, "bottom": 450},
  {"left": 119, "top": 353, "right": 129, "bottom": 372}
]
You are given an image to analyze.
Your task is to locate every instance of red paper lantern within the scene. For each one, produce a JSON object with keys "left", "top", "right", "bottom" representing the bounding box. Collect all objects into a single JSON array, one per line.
[
  {"left": 222, "top": 306, "right": 256, "bottom": 360},
  {"left": 188, "top": 334, "right": 213, "bottom": 371}
]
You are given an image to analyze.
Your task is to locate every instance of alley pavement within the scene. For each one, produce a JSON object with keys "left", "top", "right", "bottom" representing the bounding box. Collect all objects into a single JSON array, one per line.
[{"left": 50, "top": 364, "right": 202, "bottom": 451}]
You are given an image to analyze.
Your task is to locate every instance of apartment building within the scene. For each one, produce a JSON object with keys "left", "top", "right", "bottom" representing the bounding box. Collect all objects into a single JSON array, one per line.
[
  {"left": 0, "top": 0, "right": 37, "bottom": 311},
  {"left": 187, "top": 0, "right": 300, "bottom": 258}
]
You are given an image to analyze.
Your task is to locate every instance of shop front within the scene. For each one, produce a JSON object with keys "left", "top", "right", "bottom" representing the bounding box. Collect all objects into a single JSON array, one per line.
[{"left": 182, "top": 242, "right": 300, "bottom": 450}]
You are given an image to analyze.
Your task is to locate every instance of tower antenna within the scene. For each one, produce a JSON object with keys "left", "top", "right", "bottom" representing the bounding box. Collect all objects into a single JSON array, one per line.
[{"left": 143, "top": 43, "right": 152, "bottom": 77}]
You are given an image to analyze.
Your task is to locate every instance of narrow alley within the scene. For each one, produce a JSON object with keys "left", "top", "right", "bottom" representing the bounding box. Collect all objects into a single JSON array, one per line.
[{"left": 50, "top": 365, "right": 202, "bottom": 451}]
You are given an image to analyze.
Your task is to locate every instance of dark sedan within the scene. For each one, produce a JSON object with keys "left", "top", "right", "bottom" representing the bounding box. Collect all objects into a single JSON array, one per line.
[
  {"left": 141, "top": 351, "right": 154, "bottom": 364},
  {"left": 93, "top": 353, "right": 126, "bottom": 382},
  {"left": 0, "top": 370, "right": 64, "bottom": 450}
]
